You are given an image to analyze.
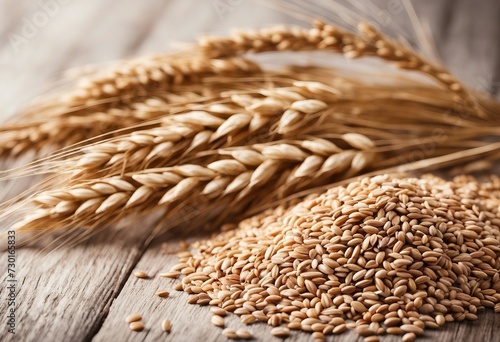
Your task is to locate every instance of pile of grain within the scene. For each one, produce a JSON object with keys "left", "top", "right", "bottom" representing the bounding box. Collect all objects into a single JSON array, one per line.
[{"left": 168, "top": 174, "right": 500, "bottom": 341}]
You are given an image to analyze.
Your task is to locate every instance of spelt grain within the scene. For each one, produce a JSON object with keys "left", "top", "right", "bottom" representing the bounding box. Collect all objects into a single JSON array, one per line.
[
  {"left": 211, "top": 315, "right": 225, "bottom": 328},
  {"left": 155, "top": 290, "right": 170, "bottom": 298},
  {"left": 161, "top": 319, "right": 171, "bottom": 332},
  {"left": 129, "top": 321, "right": 144, "bottom": 332},
  {"left": 133, "top": 270, "right": 149, "bottom": 279},
  {"left": 125, "top": 313, "right": 142, "bottom": 323}
]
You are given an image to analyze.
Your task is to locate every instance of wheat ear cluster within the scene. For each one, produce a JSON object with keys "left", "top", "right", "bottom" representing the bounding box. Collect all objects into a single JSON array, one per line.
[
  {"left": 0, "top": 56, "right": 262, "bottom": 158},
  {"left": 18, "top": 67, "right": 496, "bottom": 189},
  {"left": 0, "top": 17, "right": 499, "bottom": 246},
  {"left": 0, "top": 19, "right": 490, "bottom": 160},
  {"left": 62, "top": 93, "right": 328, "bottom": 178}
]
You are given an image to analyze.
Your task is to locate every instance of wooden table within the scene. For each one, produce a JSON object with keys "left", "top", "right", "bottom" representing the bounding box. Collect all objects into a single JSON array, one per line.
[{"left": 0, "top": 1, "right": 499, "bottom": 341}]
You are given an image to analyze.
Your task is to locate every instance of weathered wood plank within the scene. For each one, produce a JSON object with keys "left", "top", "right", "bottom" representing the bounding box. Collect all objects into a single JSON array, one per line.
[
  {"left": 92, "top": 236, "right": 500, "bottom": 342},
  {"left": 0, "top": 1, "right": 187, "bottom": 341},
  {"left": 0, "top": 225, "right": 154, "bottom": 342}
]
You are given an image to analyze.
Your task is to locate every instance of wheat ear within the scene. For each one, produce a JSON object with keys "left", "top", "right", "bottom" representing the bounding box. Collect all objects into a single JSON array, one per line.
[
  {"left": 11, "top": 137, "right": 377, "bottom": 232},
  {"left": 13, "top": 131, "right": 492, "bottom": 234},
  {"left": 198, "top": 21, "right": 482, "bottom": 116},
  {"left": 63, "top": 56, "right": 261, "bottom": 104},
  {"left": 60, "top": 96, "right": 329, "bottom": 179}
]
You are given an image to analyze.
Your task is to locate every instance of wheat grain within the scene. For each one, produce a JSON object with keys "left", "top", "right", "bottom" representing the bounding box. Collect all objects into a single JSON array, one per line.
[
  {"left": 133, "top": 270, "right": 149, "bottom": 279},
  {"left": 129, "top": 321, "right": 144, "bottom": 332},
  {"left": 364, "top": 336, "right": 379, "bottom": 342},
  {"left": 211, "top": 315, "right": 225, "bottom": 327},
  {"left": 235, "top": 328, "right": 252, "bottom": 340},
  {"left": 402, "top": 332, "right": 417, "bottom": 342},
  {"left": 222, "top": 328, "right": 237, "bottom": 339},
  {"left": 161, "top": 319, "right": 171, "bottom": 332},
  {"left": 240, "top": 315, "right": 256, "bottom": 325},
  {"left": 164, "top": 174, "right": 500, "bottom": 341},
  {"left": 155, "top": 290, "right": 170, "bottom": 298},
  {"left": 270, "top": 327, "right": 290, "bottom": 337},
  {"left": 211, "top": 307, "right": 228, "bottom": 316},
  {"left": 125, "top": 313, "right": 142, "bottom": 323}
]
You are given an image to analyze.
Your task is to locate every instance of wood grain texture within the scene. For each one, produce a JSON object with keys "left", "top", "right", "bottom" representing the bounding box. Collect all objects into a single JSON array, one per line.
[
  {"left": 0, "top": 223, "right": 158, "bottom": 342},
  {"left": 0, "top": 1, "right": 499, "bottom": 342},
  {"left": 93, "top": 237, "right": 500, "bottom": 342}
]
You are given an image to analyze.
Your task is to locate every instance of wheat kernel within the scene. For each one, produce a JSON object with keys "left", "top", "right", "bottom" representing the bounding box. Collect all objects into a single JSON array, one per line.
[
  {"left": 133, "top": 270, "right": 149, "bottom": 279},
  {"left": 236, "top": 328, "right": 253, "bottom": 339},
  {"left": 271, "top": 327, "right": 290, "bottom": 337},
  {"left": 211, "top": 315, "right": 225, "bottom": 327},
  {"left": 125, "top": 313, "right": 142, "bottom": 323},
  {"left": 161, "top": 319, "right": 171, "bottom": 332},
  {"left": 155, "top": 290, "right": 170, "bottom": 298},
  {"left": 129, "top": 321, "right": 144, "bottom": 332},
  {"left": 402, "top": 332, "right": 416, "bottom": 342}
]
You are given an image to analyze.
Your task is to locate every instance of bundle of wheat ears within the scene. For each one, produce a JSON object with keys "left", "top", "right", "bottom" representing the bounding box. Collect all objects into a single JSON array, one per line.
[{"left": 1, "top": 12, "right": 500, "bottom": 248}]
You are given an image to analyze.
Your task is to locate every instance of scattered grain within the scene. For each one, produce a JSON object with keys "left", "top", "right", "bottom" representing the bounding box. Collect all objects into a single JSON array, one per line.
[
  {"left": 402, "top": 332, "right": 416, "bottom": 342},
  {"left": 125, "top": 313, "right": 142, "bottom": 323},
  {"left": 155, "top": 290, "right": 170, "bottom": 298},
  {"left": 236, "top": 328, "right": 253, "bottom": 339},
  {"left": 211, "top": 315, "right": 225, "bottom": 327},
  {"left": 133, "top": 270, "right": 149, "bottom": 279},
  {"left": 161, "top": 319, "right": 171, "bottom": 332},
  {"left": 129, "top": 321, "right": 144, "bottom": 332},
  {"left": 222, "top": 328, "right": 238, "bottom": 339},
  {"left": 270, "top": 327, "right": 290, "bottom": 338},
  {"left": 159, "top": 271, "right": 181, "bottom": 278}
]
